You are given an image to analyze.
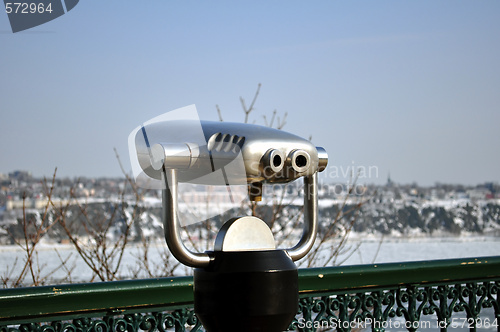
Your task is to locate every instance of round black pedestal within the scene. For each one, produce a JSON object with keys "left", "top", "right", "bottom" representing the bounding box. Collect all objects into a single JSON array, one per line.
[{"left": 194, "top": 250, "right": 298, "bottom": 332}]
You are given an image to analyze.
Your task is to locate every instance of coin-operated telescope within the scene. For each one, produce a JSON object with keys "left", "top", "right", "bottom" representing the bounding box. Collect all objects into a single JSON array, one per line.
[{"left": 130, "top": 115, "right": 328, "bottom": 332}]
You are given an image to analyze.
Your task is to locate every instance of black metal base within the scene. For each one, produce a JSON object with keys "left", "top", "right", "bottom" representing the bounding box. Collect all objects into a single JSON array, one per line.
[{"left": 194, "top": 250, "right": 298, "bottom": 332}]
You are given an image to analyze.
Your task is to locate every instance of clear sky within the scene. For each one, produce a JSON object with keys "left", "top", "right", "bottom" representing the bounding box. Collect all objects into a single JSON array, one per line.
[{"left": 1, "top": 1, "right": 499, "bottom": 186}]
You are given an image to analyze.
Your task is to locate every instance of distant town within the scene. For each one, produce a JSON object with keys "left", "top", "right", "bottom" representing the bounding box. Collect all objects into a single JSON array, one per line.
[{"left": 1, "top": 170, "right": 499, "bottom": 245}]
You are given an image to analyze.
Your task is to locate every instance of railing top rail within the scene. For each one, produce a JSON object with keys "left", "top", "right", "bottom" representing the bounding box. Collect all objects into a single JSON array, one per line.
[
  {"left": 1, "top": 256, "right": 499, "bottom": 325},
  {"left": 0, "top": 276, "right": 194, "bottom": 324},
  {"left": 299, "top": 255, "right": 500, "bottom": 296}
]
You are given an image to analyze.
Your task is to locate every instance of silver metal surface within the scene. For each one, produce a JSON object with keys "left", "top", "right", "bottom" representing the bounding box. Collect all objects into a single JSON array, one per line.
[
  {"left": 316, "top": 147, "right": 328, "bottom": 172},
  {"left": 162, "top": 168, "right": 211, "bottom": 268},
  {"left": 286, "top": 173, "right": 318, "bottom": 262},
  {"left": 214, "top": 216, "right": 276, "bottom": 252},
  {"left": 136, "top": 120, "right": 328, "bottom": 266},
  {"left": 151, "top": 143, "right": 199, "bottom": 170},
  {"left": 136, "top": 121, "right": 326, "bottom": 185}
]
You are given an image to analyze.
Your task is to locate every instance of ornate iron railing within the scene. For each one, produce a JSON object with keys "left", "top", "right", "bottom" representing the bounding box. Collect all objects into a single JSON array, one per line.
[{"left": 1, "top": 256, "right": 499, "bottom": 332}]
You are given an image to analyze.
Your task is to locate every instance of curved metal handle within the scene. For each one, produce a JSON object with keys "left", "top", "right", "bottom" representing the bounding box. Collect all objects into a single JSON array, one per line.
[
  {"left": 162, "top": 168, "right": 211, "bottom": 268},
  {"left": 286, "top": 173, "right": 318, "bottom": 261},
  {"left": 162, "top": 168, "right": 319, "bottom": 265}
]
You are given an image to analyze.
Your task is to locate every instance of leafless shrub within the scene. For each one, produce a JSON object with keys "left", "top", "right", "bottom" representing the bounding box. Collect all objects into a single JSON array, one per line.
[
  {"left": 216, "top": 84, "right": 368, "bottom": 267},
  {"left": 2, "top": 169, "right": 76, "bottom": 287},
  {"left": 1, "top": 85, "right": 368, "bottom": 287}
]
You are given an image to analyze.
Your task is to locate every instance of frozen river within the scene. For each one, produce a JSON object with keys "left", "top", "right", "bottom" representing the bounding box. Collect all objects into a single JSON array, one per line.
[
  {"left": 335, "top": 235, "right": 500, "bottom": 265},
  {"left": 1, "top": 235, "right": 499, "bottom": 284}
]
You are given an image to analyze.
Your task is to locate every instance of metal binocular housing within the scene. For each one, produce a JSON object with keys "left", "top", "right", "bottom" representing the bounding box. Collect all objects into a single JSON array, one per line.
[
  {"left": 136, "top": 121, "right": 327, "bottom": 183},
  {"left": 133, "top": 120, "right": 328, "bottom": 267},
  {"left": 132, "top": 118, "right": 328, "bottom": 332}
]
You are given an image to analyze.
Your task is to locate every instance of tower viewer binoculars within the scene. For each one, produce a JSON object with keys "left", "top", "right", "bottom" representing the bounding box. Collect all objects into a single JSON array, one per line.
[
  {"left": 129, "top": 107, "right": 328, "bottom": 332},
  {"left": 134, "top": 120, "right": 327, "bottom": 199}
]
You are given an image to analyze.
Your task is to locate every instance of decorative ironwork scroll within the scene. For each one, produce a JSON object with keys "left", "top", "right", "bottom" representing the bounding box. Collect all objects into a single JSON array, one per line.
[
  {"left": 290, "top": 281, "right": 499, "bottom": 332},
  {"left": 1, "top": 282, "right": 499, "bottom": 332},
  {"left": 0, "top": 309, "right": 202, "bottom": 332}
]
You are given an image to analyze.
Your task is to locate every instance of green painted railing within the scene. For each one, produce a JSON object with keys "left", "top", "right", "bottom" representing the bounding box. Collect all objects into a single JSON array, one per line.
[{"left": 1, "top": 256, "right": 499, "bottom": 332}]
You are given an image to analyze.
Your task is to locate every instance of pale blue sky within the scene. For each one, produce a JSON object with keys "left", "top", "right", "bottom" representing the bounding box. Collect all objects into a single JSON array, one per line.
[{"left": 1, "top": 1, "right": 499, "bottom": 186}]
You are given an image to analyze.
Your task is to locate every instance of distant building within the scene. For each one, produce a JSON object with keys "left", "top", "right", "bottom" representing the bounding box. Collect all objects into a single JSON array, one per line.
[
  {"left": 466, "top": 188, "right": 491, "bottom": 201},
  {"left": 386, "top": 172, "right": 393, "bottom": 187},
  {"left": 8, "top": 170, "right": 32, "bottom": 182}
]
